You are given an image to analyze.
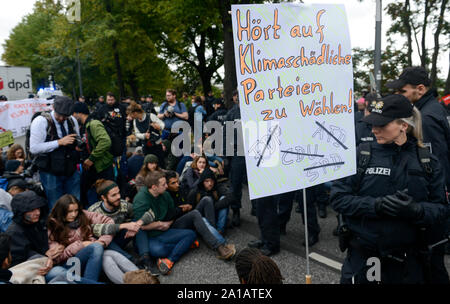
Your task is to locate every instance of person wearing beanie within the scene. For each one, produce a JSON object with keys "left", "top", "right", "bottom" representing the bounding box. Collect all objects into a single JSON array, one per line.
[
  {"left": 4, "top": 160, "right": 22, "bottom": 174},
  {"left": 29, "top": 95, "right": 81, "bottom": 209},
  {"left": 134, "top": 154, "right": 163, "bottom": 192},
  {"left": 72, "top": 102, "right": 114, "bottom": 208}
]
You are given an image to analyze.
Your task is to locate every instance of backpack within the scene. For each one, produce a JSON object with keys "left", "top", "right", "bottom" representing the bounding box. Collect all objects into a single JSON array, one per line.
[
  {"left": 352, "top": 142, "right": 433, "bottom": 193},
  {"left": 100, "top": 109, "right": 126, "bottom": 157}
]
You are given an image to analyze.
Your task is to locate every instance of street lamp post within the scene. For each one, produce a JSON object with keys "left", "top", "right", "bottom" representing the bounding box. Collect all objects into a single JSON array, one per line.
[{"left": 374, "top": 0, "right": 382, "bottom": 94}]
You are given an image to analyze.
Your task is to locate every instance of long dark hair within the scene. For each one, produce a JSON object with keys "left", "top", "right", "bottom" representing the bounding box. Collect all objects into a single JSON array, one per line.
[
  {"left": 235, "top": 248, "right": 283, "bottom": 284},
  {"left": 47, "top": 194, "right": 91, "bottom": 246}
]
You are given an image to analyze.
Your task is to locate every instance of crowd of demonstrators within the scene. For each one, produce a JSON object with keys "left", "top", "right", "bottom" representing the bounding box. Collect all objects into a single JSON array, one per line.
[{"left": 0, "top": 72, "right": 448, "bottom": 285}]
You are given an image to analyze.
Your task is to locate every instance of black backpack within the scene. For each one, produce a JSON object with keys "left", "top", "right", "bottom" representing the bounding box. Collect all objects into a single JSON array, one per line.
[{"left": 99, "top": 109, "right": 126, "bottom": 157}]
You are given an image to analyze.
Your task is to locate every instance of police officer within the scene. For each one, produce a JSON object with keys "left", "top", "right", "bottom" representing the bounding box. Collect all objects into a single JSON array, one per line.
[
  {"left": 330, "top": 94, "right": 449, "bottom": 284},
  {"left": 223, "top": 90, "right": 246, "bottom": 226}
]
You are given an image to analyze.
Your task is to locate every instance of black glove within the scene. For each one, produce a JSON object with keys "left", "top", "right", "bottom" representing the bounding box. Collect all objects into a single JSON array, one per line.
[
  {"left": 383, "top": 190, "right": 424, "bottom": 220},
  {"left": 374, "top": 197, "right": 397, "bottom": 217}
]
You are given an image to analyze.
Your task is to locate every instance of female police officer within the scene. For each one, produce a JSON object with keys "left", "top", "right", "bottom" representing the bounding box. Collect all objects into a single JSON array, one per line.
[{"left": 330, "top": 94, "right": 449, "bottom": 284}]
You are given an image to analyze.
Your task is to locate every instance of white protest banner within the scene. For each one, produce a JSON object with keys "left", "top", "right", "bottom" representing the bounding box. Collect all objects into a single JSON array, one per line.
[
  {"left": 0, "top": 99, "right": 54, "bottom": 138},
  {"left": 231, "top": 3, "right": 356, "bottom": 200}
]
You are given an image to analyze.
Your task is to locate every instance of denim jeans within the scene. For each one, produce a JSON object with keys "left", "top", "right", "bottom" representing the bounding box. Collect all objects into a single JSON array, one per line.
[
  {"left": 202, "top": 217, "right": 225, "bottom": 245},
  {"left": 40, "top": 169, "right": 81, "bottom": 209},
  {"left": 172, "top": 210, "right": 223, "bottom": 249},
  {"left": 135, "top": 228, "right": 196, "bottom": 263},
  {"left": 45, "top": 266, "right": 101, "bottom": 284},
  {"left": 62, "top": 243, "right": 104, "bottom": 281},
  {"left": 107, "top": 230, "right": 133, "bottom": 260},
  {"left": 216, "top": 207, "right": 229, "bottom": 233}
]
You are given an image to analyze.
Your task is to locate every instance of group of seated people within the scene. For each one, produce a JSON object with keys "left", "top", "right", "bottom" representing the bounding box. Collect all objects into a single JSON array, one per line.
[{"left": 0, "top": 149, "right": 246, "bottom": 284}]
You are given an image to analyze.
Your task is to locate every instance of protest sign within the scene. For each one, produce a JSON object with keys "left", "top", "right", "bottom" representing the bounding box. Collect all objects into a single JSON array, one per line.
[
  {"left": 231, "top": 3, "right": 356, "bottom": 199},
  {"left": 0, "top": 99, "right": 54, "bottom": 138},
  {"left": 0, "top": 131, "right": 14, "bottom": 148}
]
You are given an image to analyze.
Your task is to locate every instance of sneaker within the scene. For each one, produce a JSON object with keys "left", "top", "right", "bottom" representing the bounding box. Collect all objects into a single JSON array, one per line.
[
  {"left": 157, "top": 258, "right": 174, "bottom": 275},
  {"left": 142, "top": 255, "right": 161, "bottom": 276},
  {"left": 190, "top": 239, "right": 200, "bottom": 249},
  {"left": 216, "top": 244, "right": 235, "bottom": 260}
]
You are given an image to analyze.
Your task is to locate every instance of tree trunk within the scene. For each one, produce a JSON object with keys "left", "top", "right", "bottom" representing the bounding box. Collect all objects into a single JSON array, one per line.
[
  {"left": 445, "top": 52, "right": 450, "bottom": 94},
  {"left": 420, "top": 0, "right": 431, "bottom": 67},
  {"left": 403, "top": 0, "right": 413, "bottom": 66},
  {"left": 430, "top": 0, "right": 448, "bottom": 87},
  {"left": 219, "top": 0, "right": 237, "bottom": 109},
  {"left": 112, "top": 40, "right": 125, "bottom": 99},
  {"left": 128, "top": 73, "right": 139, "bottom": 101}
]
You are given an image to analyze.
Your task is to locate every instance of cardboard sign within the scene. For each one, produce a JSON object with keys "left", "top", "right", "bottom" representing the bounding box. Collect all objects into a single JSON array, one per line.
[
  {"left": 231, "top": 3, "right": 356, "bottom": 199},
  {"left": 0, "top": 131, "right": 14, "bottom": 148}
]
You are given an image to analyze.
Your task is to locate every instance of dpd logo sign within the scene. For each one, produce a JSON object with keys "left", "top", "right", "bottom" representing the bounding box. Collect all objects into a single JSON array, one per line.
[{"left": 0, "top": 77, "right": 4, "bottom": 90}]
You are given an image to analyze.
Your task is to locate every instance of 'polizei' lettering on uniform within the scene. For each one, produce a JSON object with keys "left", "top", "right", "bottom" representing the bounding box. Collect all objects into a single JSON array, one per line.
[{"left": 365, "top": 167, "right": 391, "bottom": 176}]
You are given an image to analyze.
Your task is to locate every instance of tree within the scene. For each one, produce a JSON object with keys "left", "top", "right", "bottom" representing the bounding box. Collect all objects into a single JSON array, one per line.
[{"left": 385, "top": 0, "right": 449, "bottom": 90}]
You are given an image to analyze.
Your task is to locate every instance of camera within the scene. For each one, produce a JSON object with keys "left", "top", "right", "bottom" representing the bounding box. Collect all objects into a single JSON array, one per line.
[{"left": 75, "top": 135, "right": 86, "bottom": 149}]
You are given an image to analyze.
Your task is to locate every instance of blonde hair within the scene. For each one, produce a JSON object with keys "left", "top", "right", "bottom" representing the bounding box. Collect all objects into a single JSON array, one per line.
[{"left": 396, "top": 107, "right": 424, "bottom": 148}]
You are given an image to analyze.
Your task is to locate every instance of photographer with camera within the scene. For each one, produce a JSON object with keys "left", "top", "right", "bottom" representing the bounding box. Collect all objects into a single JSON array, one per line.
[
  {"left": 29, "top": 96, "right": 81, "bottom": 209},
  {"left": 157, "top": 89, "right": 188, "bottom": 141},
  {"left": 2, "top": 160, "right": 45, "bottom": 198},
  {"left": 72, "top": 102, "right": 114, "bottom": 208},
  {"left": 127, "top": 102, "right": 165, "bottom": 166}
]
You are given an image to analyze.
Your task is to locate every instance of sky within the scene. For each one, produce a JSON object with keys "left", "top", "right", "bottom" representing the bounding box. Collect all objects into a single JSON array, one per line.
[{"left": 0, "top": 0, "right": 448, "bottom": 78}]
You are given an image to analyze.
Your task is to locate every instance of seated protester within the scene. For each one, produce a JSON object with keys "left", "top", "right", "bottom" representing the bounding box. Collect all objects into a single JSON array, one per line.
[
  {"left": 4, "top": 161, "right": 46, "bottom": 198},
  {"left": 186, "top": 168, "right": 231, "bottom": 234},
  {"left": 6, "top": 191, "right": 52, "bottom": 268},
  {"left": 0, "top": 233, "right": 13, "bottom": 284},
  {"left": 133, "top": 171, "right": 196, "bottom": 275},
  {"left": 47, "top": 194, "right": 113, "bottom": 282},
  {"left": 88, "top": 179, "right": 155, "bottom": 261},
  {"left": 134, "top": 171, "right": 235, "bottom": 276},
  {"left": 0, "top": 189, "right": 13, "bottom": 232},
  {"left": 179, "top": 155, "right": 221, "bottom": 197},
  {"left": 127, "top": 148, "right": 145, "bottom": 180},
  {"left": 134, "top": 154, "right": 163, "bottom": 192},
  {"left": 6, "top": 144, "right": 25, "bottom": 163},
  {"left": 235, "top": 248, "right": 284, "bottom": 284},
  {"left": 4, "top": 191, "right": 93, "bottom": 283},
  {"left": 165, "top": 170, "right": 233, "bottom": 251}
]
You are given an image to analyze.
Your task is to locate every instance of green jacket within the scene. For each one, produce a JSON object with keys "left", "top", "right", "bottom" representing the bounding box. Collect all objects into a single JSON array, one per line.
[
  {"left": 133, "top": 187, "right": 175, "bottom": 238},
  {"left": 85, "top": 118, "right": 114, "bottom": 173}
]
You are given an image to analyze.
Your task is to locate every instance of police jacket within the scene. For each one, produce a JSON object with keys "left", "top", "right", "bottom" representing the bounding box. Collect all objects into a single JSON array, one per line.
[
  {"left": 415, "top": 89, "right": 450, "bottom": 189},
  {"left": 354, "top": 118, "right": 374, "bottom": 147},
  {"left": 330, "top": 136, "right": 449, "bottom": 255}
]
